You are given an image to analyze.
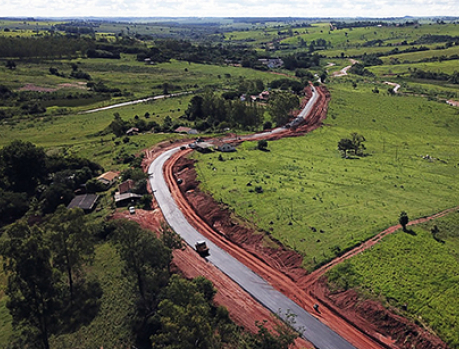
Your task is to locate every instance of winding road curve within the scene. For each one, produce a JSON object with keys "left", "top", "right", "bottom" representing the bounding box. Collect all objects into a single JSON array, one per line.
[{"left": 148, "top": 88, "right": 357, "bottom": 349}]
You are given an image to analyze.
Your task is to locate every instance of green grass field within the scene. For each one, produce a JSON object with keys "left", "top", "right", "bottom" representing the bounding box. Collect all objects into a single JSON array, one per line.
[
  {"left": 327, "top": 211, "right": 459, "bottom": 348},
  {"left": 192, "top": 82, "right": 459, "bottom": 271},
  {"left": 2, "top": 18, "right": 459, "bottom": 347},
  {"left": 369, "top": 59, "right": 459, "bottom": 76},
  {"left": 1, "top": 56, "right": 280, "bottom": 105}
]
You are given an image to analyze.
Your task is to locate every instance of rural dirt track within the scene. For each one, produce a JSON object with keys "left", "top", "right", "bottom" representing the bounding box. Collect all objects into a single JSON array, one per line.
[
  {"left": 332, "top": 59, "right": 358, "bottom": 77},
  {"left": 138, "top": 85, "right": 452, "bottom": 349}
]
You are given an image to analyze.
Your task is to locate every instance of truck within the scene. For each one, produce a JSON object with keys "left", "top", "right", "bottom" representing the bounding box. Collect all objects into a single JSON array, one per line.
[{"left": 195, "top": 240, "right": 210, "bottom": 257}]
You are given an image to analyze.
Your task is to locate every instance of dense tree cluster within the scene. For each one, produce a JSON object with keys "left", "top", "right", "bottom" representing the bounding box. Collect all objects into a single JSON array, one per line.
[
  {"left": 0, "top": 140, "right": 103, "bottom": 226},
  {"left": 268, "top": 92, "right": 300, "bottom": 126},
  {"left": 0, "top": 36, "right": 89, "bottom": 59},
  {"left": 338, "top": 133, "right": 366, "bottom": 158},
  {"left": 185, "top": 92, "right": 264, "bottom": 132},
  {"left": 269, "top": 78, "right": 305, "bottom": 93},
  {"left": 105, "top": 112, "right": 163, "bottom": 137},
  {"left": 0, "top": 208, "right": 102, "bottom": 349},
  {"left": 348, "top": 63, "right": 374, "bottom": 77},
  {"left": 282, "top": 52, "right": 321, "bottom": 70}
]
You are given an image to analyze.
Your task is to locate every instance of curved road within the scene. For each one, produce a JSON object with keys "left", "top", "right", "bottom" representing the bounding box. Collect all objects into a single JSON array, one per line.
[{"left": 148, "top": 88, "right": 355, "bottom": 349}]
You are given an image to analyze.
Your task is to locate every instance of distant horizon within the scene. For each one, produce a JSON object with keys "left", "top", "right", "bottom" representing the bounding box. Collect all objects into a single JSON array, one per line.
[
  {"left": 2, "top": 15, "right": 458, "bottom": 20},
  {"left": 1, "top": 0, "right": 459, "bottom": 20}
]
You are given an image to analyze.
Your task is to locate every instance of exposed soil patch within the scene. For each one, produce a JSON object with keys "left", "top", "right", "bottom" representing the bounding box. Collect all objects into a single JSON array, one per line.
[
  {"left": 314, "top": 278, "right": 449, "bottom": 349},
  {"left": 139, "top": 85, "right": 452, "bottom": 349},
  {"left": 137, "top": 146, "right": 313, "bottom": 348},
  {"left": 18, "top": 82, "right": 87, "bottom": 92},
  {"left": 166, "top": 85, "right": 451, "bottom": 349},
  {"left": 18, "top": 84, "right": 57, "bottom": 92}
]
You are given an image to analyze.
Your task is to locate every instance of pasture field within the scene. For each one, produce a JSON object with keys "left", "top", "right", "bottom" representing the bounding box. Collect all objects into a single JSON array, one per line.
[
  {"left": 0, "top": 94, "right": 191, "bottom": 169},
  {"left": 282, "top": 23, "right": 459, "bottom": 50},
  {"left": 1, "top": 56, "right": 280, "bottom": 107},
  {"left": 327, "top": 211, "right": 459, "bottom": 347},
  {"left": 224, "top": 27, "right": 285, "bottom": 45},
  {"left": 323, "top": 46, "right": 398, "bottom": 58},
  {"left": 380, "top": 45, "right": 459, "bottom": 64},
  {"left": 323, "top": 43, "right": 452, "bottom": 59},
  {"left": 369, "top": 59, "right": 459, "bottom": 76},
  {"left": 192, "top": 83, "right": 459, "bottom": 271}
]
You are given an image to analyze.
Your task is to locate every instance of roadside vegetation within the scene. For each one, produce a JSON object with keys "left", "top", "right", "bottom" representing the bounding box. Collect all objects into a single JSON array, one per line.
[
  {"left": 193, "top": 83, "right": 459, "bottom": 272},
  {"left": 2, "top": 16, "right": 459, "bottom": 348}
]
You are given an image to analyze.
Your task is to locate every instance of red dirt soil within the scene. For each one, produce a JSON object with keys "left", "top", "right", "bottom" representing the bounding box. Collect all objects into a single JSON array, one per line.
[{"left": 139, "top": 85, "right": 452, "bottom": 349}]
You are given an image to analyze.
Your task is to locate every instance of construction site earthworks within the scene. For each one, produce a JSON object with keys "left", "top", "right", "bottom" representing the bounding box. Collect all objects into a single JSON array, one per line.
[{"left": 131, "top": 85, "right": 451, "bottom": 349}]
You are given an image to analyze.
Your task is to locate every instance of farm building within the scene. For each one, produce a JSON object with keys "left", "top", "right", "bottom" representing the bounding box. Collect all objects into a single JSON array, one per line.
[
  {"left": 114, "top": 192, "right": 143, "bottom": 206},
  {"left": 119, "top": 179, "right": 135, "bottom": 194},
  {"left": 67, "top": 194, "right": 99, "bottom": 213},
  {"left": 97, "top": 171, "right": 119, "bottom": 187}
]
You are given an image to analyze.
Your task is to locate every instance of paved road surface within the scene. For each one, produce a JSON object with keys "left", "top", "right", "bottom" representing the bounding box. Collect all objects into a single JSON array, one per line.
[
  {"left": 149, "top": 149, "right": 355, "bottom": 349},
  {"left": 148, "top": 88, "right": 355, "bottom": 348},
  {"left": 238, "top": 87, "right": 318, "bottom": 141},
  {"left": 82, "top": 91, "right": 193, "bottom": 114}
]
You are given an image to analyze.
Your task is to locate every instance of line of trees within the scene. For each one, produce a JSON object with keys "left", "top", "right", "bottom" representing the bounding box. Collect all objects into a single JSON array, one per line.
[{"left": 410, "top": 68, "right": 459, "bottom": 84}]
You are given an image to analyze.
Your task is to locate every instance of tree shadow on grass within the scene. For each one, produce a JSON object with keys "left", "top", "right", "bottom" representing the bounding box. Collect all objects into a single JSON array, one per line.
[
  {"left": 58, "top": 279, "right": 103, "bottom": 334},
  {"left": 404, "top": 229, "right": 417, "bottom": 236}
]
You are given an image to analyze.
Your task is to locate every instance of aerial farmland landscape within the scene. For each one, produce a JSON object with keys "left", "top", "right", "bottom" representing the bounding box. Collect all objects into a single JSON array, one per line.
[{"left": 1, "top": 1, "right": 459, "bottom": 348}]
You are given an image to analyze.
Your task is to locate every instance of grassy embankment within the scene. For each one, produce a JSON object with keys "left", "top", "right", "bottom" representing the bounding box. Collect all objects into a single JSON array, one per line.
[
  {"left": 192, "top": 82, "right": 459, "bottom": 272},
  {"left": 327, "top": 211, "right": 459, "bottom": 348}
]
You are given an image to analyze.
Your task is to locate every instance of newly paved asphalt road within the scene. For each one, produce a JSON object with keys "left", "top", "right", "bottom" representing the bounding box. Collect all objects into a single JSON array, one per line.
[{"left": 148, "top": 89, "right": 356, "bottom": 349}]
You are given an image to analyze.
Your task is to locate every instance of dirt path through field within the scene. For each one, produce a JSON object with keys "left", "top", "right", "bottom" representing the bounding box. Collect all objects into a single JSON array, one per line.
[
  {"left": 304, "top": 206, "right": 459, "bottom": 286},
  {"left": 332, "top": 59, "right": 358, "bottom": 77},
  {"left": 383, "top": 81, "right": 401, "bottom": 93}
]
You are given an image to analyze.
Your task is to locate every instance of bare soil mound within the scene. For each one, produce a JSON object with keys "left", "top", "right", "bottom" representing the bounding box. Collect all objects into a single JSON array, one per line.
[
  {"left": 173, "top": 156, "right": 309, "bottom": 283},
  {"left": 314, "top": 278, "right": 449, "bottom": 349}
]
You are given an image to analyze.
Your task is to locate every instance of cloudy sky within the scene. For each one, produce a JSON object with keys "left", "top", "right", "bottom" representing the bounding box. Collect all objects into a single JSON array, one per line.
[{"left": 2, "top": 0, "right": 459, "bottom": 18}]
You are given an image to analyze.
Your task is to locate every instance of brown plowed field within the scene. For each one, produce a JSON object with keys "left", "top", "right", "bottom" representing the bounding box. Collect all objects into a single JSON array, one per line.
[{"left": 139, "top": 85, "right": 452, "bottom": 349}]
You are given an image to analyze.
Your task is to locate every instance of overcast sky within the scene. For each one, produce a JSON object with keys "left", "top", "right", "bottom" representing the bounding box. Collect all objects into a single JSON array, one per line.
[{"left": 2, "top": 0, "right": 459, "bottom": 18}]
